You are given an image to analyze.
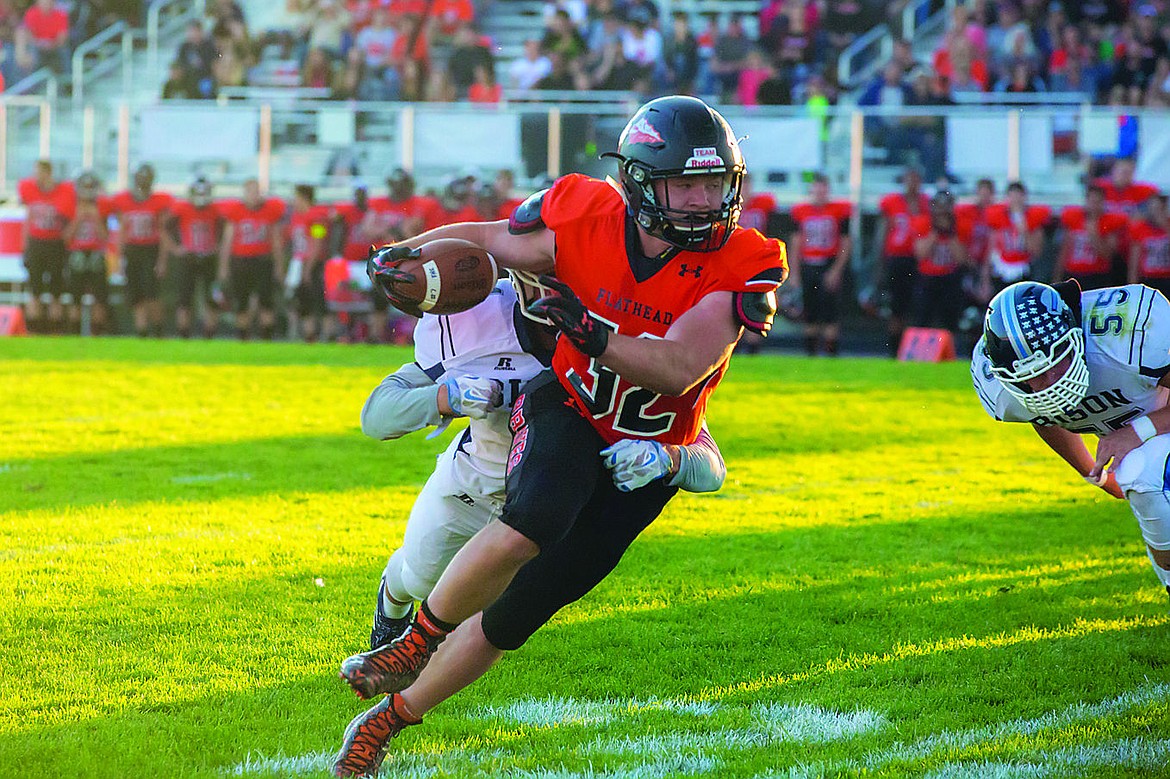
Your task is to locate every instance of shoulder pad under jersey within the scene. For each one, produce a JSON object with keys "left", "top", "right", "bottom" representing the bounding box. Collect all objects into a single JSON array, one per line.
[{"left": 508, "top": 188, "right": 550, "bottom": 235}]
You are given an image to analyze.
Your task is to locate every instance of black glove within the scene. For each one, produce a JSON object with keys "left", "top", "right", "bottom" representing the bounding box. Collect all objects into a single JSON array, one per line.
[
  {"left": 527, "top": 275, "right": 609, "bottom": 358},
  {"left": 367, "top": 244, "right": 423, "bottom": 317}
]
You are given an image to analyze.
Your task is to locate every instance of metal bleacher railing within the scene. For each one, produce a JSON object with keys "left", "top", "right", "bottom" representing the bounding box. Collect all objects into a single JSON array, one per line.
[{"left": 838, "top": 0, "right": 960, "bottom": 89}]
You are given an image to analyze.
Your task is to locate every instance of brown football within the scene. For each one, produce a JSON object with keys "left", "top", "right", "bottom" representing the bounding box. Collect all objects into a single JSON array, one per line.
[{"left": 392, "top": 238, "right": 498, "bottom": 316}]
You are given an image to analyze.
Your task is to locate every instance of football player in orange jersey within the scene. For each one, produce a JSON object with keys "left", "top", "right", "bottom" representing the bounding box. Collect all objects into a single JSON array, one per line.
[{"left": 328, "top": 96, "right": 787, "bottom": 777}]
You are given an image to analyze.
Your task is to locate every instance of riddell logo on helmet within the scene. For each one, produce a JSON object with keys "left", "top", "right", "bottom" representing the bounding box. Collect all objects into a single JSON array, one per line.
[
  {"left": 625, "top": 117, "right": 665, "bottom": 145},
  {"left": 685, "top": 147, "right": 722, "bottom": 169}
]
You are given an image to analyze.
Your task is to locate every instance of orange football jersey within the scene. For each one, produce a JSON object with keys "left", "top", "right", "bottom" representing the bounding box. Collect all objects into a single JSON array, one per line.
[{"left": 541, "top": 174, "right": 786, "bottom": 446}]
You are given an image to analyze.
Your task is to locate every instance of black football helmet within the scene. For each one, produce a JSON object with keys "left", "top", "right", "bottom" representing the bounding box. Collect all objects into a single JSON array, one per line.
[
  {"left": 982, "top": 281, "right": 1089, "bottom": 416},
  {"left": 190, "top": 175, "right": 213, "bottom": 207},
  {"left": 604, "top": 95, "right": 745, "bottom": 252},
  {"left": 76, "top": 171, "right": 101, "bottom": 201}
]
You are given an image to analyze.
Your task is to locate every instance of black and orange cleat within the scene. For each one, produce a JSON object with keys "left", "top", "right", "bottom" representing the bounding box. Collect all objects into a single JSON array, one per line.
[
  {"left": 340, "top": 623, "right": 444, "bottom": 699},
  {"left": 331, "top": 693, "right": 420, "bottom": 778}
]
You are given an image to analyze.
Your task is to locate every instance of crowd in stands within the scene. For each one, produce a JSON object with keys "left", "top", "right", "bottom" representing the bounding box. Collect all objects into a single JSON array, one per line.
[
  {"left": 863, "top": 0, "right": 1170, "bottom": 108},
  {"left": 154, "top": 0, "right": 874, "bottom": 108},
  {"left": 0, "top": 0, "right": 144, "bottom": 89}
]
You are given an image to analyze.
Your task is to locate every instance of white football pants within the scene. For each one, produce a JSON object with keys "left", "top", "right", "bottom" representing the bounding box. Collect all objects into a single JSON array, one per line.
[
  {"left": 1114, "top": 435, "right": 1170, "bottom": 591},
  {"left": 382, "top": 447, "right": 504, "bottom": 604}
]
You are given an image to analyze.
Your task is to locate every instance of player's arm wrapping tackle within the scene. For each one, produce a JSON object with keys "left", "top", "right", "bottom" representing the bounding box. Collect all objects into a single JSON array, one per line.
[{"left": 360, "top": 366, "right": 502, "bottom": 441}]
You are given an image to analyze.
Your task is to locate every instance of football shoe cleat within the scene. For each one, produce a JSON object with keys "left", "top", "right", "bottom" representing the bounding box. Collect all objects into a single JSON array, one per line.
[
  {"left": 331, "top": 694, "right": 419, "bottom": 778},
  {"left": 341, "top": 624, "right": 443, "bottom": 699},
  {"left": 370, "top": 580, "right": 414, "bottom": 651}
]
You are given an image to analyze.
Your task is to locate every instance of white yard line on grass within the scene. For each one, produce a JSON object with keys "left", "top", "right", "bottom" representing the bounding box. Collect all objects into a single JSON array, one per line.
[
  {"left": 474, "top": 696, "right": 720, "bottom": 726},
  {"left": 171, "top": 472, "right": 253, "bottom": 484},
  {"left": 925, "top": 737, "right": 1170, "bottom": 779}
]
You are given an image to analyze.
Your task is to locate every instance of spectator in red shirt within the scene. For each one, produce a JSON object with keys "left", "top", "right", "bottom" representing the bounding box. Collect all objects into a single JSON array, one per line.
[
  {"left": 468, "top": 63, "right": 502, "bottom": 102},
  {"left": 17, "top": 0, "right": 69, "bottom": 74},
  {"left": 217, "top": 178, "right": 286, "bottom": 340},
  {"left": 109, "top": 163, "right": 174, "bottom": 338},
  {"left": 18, "top": 158, "right": 75, "bottom": 334}
]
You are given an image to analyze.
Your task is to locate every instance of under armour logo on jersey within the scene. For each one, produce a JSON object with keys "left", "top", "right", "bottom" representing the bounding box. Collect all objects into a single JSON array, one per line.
[
  {"left": 678, "top": 264, "right": 703, "bottom": 278},
  {"left": 455, "top": 493, "right": 476, "bottom": 506},
  {"left": 495, "top": 357, "right": 514, "bottom": 370}
]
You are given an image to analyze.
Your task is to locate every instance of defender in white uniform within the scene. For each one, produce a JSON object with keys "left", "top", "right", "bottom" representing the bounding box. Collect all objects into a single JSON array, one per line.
[
  {"left": 361, "top": 278, "right": 727, "bottom": 648},
  {"left": 972, "top": 280, "right": 1170, "bottom": 599}
]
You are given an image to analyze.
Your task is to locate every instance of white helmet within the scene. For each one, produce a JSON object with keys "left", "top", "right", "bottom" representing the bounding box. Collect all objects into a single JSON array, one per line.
[{"left": 982, "top": 281, "right": 1090, "bottom": 417}]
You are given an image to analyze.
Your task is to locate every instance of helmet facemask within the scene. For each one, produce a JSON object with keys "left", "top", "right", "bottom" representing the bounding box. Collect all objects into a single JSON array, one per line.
[
  {"left": 985, "top": 282, "right": 1091, "bottom": 417},
  {"left": 508, "top": 269, "right": 557, "bottom": 327},
  {"left": 623, "top": 164, "right": 742, "bottom": 252}
]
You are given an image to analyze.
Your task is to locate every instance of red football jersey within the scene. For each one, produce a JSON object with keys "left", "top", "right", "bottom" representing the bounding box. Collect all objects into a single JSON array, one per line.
[
  {"left": 1131, "top": 220, "right": 1170, "bottom": 278},
  {"left": 986, "top": 204, "right": 1051, "bottom": 266},
  {"left": 219, "top": 198, "right": 286, "bottom": 257},
  {"left": 909, "top": 213, "right": 974, "bottom": 276},
  {"left": 739, "top": 192, "right": 777, "bottom": 234},
  {"left": 790, "top": 201, "right": 851, "bottom": 263},
  {"left": 19, "top": 178, "right": 76, "bottom": 240},
  {"left": 65, "top": 198, "right": 112, "bottom": 252},
  {"left": 288, "top": 205, "right": 332, "bottom": 262},
  {"left": 879, "top": 192, "right": 930, "bottom": 257},
  {"left": 110, "top": 191, "right": 173, "bottom": 246},
  {"left": 542, "top": 174, "right": 786, "bottom": 446},
  {"left": 333, "top": 202, "right": 384, "bottom": 262},
  {"left": 1060, "top": 207, "right": 1127, "bottom": 276},
  {"left": 1095, "top": 177, "right": 1161, "bottom": 216},
  {"left": 368, "top": 195, "right": 431, "bottom": 239},
  {"left": 954, "top": 203, "right": 993, "bottom": 264},
  {"left": 170, "top": 199, "right": 221, "bottom": 256}
]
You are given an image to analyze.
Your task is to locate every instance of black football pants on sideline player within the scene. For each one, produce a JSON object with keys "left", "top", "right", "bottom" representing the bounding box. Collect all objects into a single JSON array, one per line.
[{"left": 480, "top": 369, "right": 678, "bottom": 650}]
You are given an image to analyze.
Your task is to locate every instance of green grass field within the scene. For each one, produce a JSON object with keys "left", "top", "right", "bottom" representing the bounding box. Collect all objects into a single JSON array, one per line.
[{"left": 2, "top": 338, "right": 1168, "bottom": 779}]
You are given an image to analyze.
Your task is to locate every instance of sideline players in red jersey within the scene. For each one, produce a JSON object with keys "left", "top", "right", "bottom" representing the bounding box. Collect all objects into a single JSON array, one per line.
[
  {"left": 1053, "top": 184, "right": 1128, "bottom": 291},
  {"left": 18, "top": 159, "right": 75, "bottom": 333},
  {"left": 109, "top": 163, "right": 174, "bottom": 338},
  {"left": 955, "top": 178, "right": 996, "bottom": 302},
  {"left": 910, "top": 190, "right": 972, "bottom": 333},
  {"left": 330, "top": 95, "right": 787, "bottom": 778},
  {"left": 789, "top": 172, "right": 852, "bottom": 356},
  {"left": 1095, "top": 157, "right": 1160, "bottom": 218},
  {"left": 492, "top": 169, "right": 525, "bottom": 220},
  {"left": 1128, "top": 194, "right": 1170, "bottom": 299},
  {"left": 336, "top": 183, "right": 397, "bottom": 342},
  {"left": 986, "top": 181, "right": 1051, "bottom": 291},
  {"left": 873, "top": 166, "right": 930, "bottom": 355},
  {"left": 217, "top": 179, "right": 286, "bottom": 339},
  {"left": 62, "top": 171, "right": 111, "bottom": 335},
  {"left": 369, "top": 169, "right": 428, "bottom": 243},
  {"left": 167, "top": 177, "right": 222, "bottom": 338},
  {"left": 287, "top": 184, "right": 333, "bottom": 343}
]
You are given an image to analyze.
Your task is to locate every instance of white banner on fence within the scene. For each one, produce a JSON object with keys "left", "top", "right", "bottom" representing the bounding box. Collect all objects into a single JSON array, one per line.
[
  {"left": 730, "top": 117, "right": 823, "bottom": 173},
  {"left": 139, "top": 106, "right": 260, "bottom": 161},
  {"left": 946, "top": 114, "right": 1053, "bottom": 176},
  {"left": 411, "top": 111, "right": 522, "bottom": 171},
  {"left": 1138, "top": 115, "right": 1170, "bottom": 191}
]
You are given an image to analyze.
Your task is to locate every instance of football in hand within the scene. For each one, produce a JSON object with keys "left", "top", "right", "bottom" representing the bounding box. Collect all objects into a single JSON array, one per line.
[{"left": 390, "top": 238, "right": 498, "bottom": 316}]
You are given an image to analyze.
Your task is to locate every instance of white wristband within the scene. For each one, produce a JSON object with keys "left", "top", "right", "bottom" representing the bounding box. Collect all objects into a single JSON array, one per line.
[{"left": 1132, "top": 415, "right": 1158, "bottom": 443}]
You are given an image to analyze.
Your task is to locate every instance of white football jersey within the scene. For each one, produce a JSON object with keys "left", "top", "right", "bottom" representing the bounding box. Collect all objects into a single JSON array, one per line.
[
  {"left": 413, "top": 280, "right": 547, "bottom": 492},
  {"left": 972, "top": 284, "right": 1170, "bottom": 435}
]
